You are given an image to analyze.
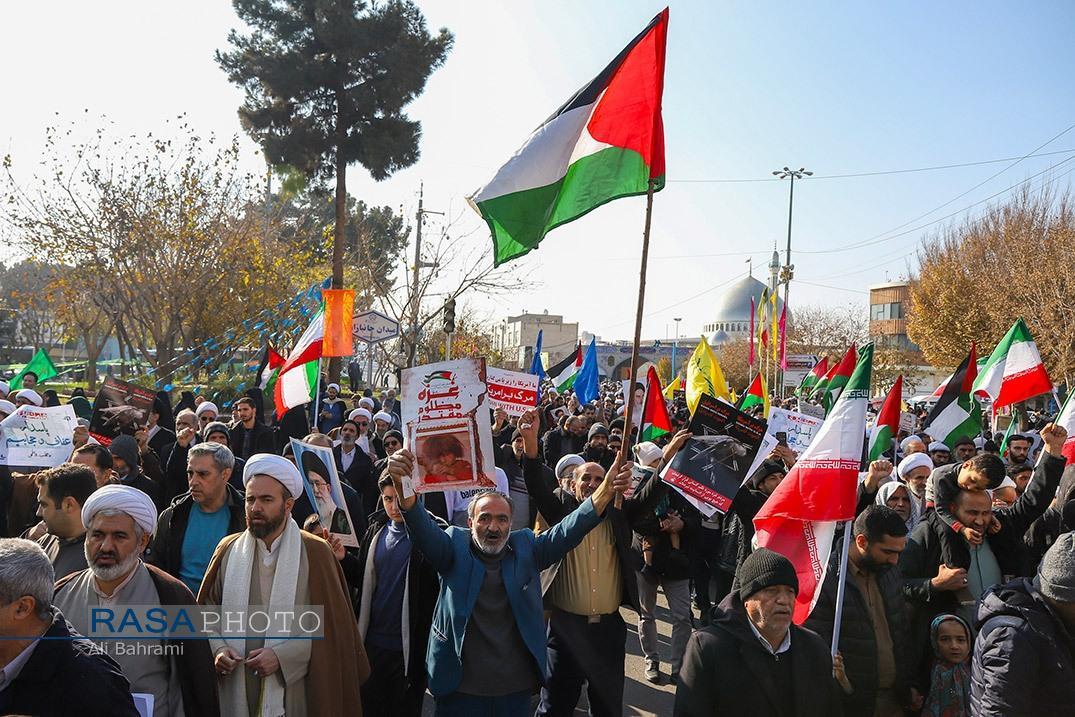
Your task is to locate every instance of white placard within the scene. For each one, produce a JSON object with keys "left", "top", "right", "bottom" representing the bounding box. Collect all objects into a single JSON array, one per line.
[
  {"left": 0, "top": 404, "right": 77, "bottom": 468},
  {"left": 486, "top": 367, "right": 539, "bottom": 417},
  {"left": 765, "top": 406, "right": 825, "bottom": 456}
]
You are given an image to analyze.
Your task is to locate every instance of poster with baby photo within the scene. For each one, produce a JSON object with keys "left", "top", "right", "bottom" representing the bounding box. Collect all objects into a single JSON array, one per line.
[
  {"left": 401, "top": 358, "right": 496, "bottom": 494},
  {"left": 290, "top": 438, "right": 359, "bottom": 548}
]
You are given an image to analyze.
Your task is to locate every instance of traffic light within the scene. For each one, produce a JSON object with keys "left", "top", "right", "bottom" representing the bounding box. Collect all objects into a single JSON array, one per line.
[{"left": 443, "top": 298, "right": 456, "bottom": 334}]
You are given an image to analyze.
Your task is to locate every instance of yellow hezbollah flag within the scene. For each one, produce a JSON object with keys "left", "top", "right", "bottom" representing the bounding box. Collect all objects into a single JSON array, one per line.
[
  {"left": 686, "top": 337, "right": 731, "bottom": 413},
  {"left": 663, "top": 374, "right": 682, "bottom": 399}
]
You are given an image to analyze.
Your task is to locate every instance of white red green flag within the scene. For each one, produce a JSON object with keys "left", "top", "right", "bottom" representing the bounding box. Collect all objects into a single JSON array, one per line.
[
  {"left": 467, "top": 9, "right": 668, "bottom": 266},
  {"left": 274, "top": 304, "right": 324, "bottom": 418},
  {"left": 972, "top": 318, "right": 1052, "bottom": 409},
  {"left": 548, "top": 344, "right": 583, "bottom": 392},
  {"left": 1054, "top": 392, "right": 1075, "bottom": 465},
  {"left": 640, "top": 366, "right": 672, "bottom": 442},
  {"left": 924, "top": 345, "right": 981, "bottom": 446},
  {"left": 754, "top": 343, "right": 874, "bottom": 624},
  {"left": 868, "top": 375, "right": 903, "bottom": 462}
]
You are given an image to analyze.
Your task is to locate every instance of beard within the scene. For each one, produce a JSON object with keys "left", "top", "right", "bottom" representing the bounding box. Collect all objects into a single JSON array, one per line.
[
  {"left": 317, "top": 495, "right": 339, "bottom": 525},
  {"left": 248, "top": 508, "right": 286, "bottom": 539},
  {"left": 86, "top": 544, "right": 141, "bottom": 582},
  {"left": 472, "top": 529, "right": 507, "bottom": 556}
]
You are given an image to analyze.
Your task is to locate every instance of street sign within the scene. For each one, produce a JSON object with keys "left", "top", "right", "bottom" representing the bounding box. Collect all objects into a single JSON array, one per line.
[
  {"left": 782, "top": 354, "right": 818, "bottom": 389},
  {"left": 353, "top": 310, "right": 400, "bottom": 344}
]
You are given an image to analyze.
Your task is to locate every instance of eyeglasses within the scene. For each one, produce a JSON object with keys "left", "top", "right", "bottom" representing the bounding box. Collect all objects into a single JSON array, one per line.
[{"left": 199, "top": 415, "right": 214, "bottom": 423}]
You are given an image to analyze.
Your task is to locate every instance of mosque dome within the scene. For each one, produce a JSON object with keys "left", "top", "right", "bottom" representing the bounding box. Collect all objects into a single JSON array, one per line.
[{"left": 701, "top": 274, "right": 788, "bottom": 343}]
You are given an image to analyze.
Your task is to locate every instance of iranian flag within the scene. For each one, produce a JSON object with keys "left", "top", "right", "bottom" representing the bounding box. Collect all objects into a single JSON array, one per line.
[
  {"left": 868, "top": 375, "right": 903, "bottom": 462},
  {"left": 739, "top": 372, "right": 770, "bottom": 418},
  {"left": 549, "top": 344, "right": 583, "bottom": 392},
  {"left": 822, "top": 344, "right": 858, "bottom": 415},
  {"left": 467, "top": 9, "right": 668, "bottom": 266},
  {"left": 640, "top": 366, "right": 672, "bottom": 442},
  {"left": 273, "top": 305, "right": 324, "bottom": 418},
  {"left": 798, "top": 356, "right": 829, "bottom": 397},
  {"left": 924, "top": 345, "right": 981, "bottom": 446},
  {"left": 1054, "top": 392, "right": 1075, "bottom": 465},
  {"left": 754, "top": 343, "right": 874, "bottom": 624},
  {"left": 972, "top": 318, "right": 1052, "bottom": 409}
]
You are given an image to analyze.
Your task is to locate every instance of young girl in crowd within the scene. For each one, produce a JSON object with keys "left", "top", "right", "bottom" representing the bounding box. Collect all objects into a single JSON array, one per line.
[{"left": 923, "top": 614, "right": 972, "bottom": 717}]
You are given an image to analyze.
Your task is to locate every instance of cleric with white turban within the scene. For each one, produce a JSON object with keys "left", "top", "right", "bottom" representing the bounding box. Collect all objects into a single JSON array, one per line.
[
  {"left": 81, "top": 484, "right": 159, "bottom": 537},
  {"left": 358, "top": 396, "right": 375, "bottom": 411},
  {"left": 13, "top": 389, "right": 43, "bottom": 407},
  {"left": 0, "top": 399, "right": 15, "bottom": 418},
  {"left": 897, "top": 452, "right": 935, "bottom": 481},
  {"left": 195, "top": 401, "right": 219, "bottom": 418},
  {"left": 244, "top": 453, "right": 304, "bottom": 498},
  {"left": 348, "top": 407, "right": 372, "bottom": 424}
]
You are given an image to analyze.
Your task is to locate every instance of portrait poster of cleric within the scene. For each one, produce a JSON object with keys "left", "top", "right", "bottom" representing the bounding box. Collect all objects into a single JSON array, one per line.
[
  {"left": 400, "top": 357, "right": 496, "bottom": 494},
  {"left": 88, "top": 376, "right": 156, "bottom": 445},
  {"left": 290, "top": 437, "right": 359, "bottom": 548},
  {"left": 660, "top": 393, "right": 766, "bottom": 513}
]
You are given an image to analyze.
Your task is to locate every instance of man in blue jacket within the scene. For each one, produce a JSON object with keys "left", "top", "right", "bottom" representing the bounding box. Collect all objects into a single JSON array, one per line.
[{"left": 384, "top": 447, "right": 630, "bottom": 717}]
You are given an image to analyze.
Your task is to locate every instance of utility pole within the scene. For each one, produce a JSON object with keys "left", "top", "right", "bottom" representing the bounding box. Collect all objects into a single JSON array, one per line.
[
  {"left": 406, "top": 183, "right": 442, "bottom": 367},
  {"left": 772, "top": 166, "right": 811, "bottom": 398}
]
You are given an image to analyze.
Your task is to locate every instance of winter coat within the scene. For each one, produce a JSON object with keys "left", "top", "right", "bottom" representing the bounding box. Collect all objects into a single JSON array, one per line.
[
  {"left": 675, "top": 593, "right": 843, "bottom": 717},
  {"left": 147, "top": 484, "right": 247, "bottom": 580},
  {"left": 971, "top": 577, "right": 1075, "bottom": 716},
  {"left": 805, "top": 548, "right": 912, "bottom": 716}
]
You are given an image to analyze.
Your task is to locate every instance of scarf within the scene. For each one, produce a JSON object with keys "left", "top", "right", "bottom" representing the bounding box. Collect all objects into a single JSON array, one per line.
[
  {"left": 220, "top": 520, "right": 306, "bottom": 717},
  {"left": 876, "top": 481, "right": 921, "bottom": 532},
  {"left": 923, "top": 614, "right": 972, "bottom": 717}
]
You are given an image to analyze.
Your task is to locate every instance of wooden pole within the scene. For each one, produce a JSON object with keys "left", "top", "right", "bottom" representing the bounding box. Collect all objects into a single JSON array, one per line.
[{"left": 616, "top": 181, "right": 657, "bottom": 508}]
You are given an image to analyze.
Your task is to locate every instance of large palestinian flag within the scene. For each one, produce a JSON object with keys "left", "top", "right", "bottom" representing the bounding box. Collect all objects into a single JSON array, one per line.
[
  {"left": 754, "top": 343, "right": 874, "bottom": 624},
  {"left": 640, "top": 366, "right": 672, "bottom": 442},
  {"left": 972, "top": 318, "right": 1052, "bottom": 409},
  {"left": 924, "top": 345, "right": 981, "bottom": 446},
  {"left": 467, "top": 9, "right": 668, "bottom": 266}
]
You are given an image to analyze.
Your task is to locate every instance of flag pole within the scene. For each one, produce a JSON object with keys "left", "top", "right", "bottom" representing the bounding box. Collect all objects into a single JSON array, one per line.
[
  {"left": 616, "top": 180, "right": 658, "bottom": 508},
  {"left": 830, "top": 519, "right": 854, "bottom": 658},
  {"left": 312, "top": 357, "right": 323, "bottom": 430}
]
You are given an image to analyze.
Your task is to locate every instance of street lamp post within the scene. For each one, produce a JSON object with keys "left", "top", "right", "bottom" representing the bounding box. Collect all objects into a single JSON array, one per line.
[{"left": 772, "top": 166, "right": 811, "bottom": 398}]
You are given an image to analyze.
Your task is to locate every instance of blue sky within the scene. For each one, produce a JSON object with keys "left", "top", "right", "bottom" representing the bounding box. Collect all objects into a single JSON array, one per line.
[{"left": 2, "top": 1, "right": 1073, "bottom": 341}]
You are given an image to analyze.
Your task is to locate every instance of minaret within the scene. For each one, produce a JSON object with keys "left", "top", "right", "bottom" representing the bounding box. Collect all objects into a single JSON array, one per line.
[{"left": 769, "top": 244, "right": 780, "bottom": 293}]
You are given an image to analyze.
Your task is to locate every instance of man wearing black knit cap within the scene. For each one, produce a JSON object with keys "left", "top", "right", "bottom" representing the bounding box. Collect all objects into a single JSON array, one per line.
[{"left": 675, "top": 547, "right": 843, "bottom": 716}]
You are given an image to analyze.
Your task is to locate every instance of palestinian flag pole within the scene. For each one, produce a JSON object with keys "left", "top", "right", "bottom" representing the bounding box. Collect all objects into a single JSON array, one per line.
[
  {"left": 754, "top": 343, "right": 874, "bottom": 636},
  {"left": 867, "top": 374, "right": 903, "bottom": 462},
  {"left": 923, "top": 344, "right": 982, "bottom": 446},
  {"left": 468, "top": 9, "right": 668, "bottom": 510},
  {"left": 639, "top": 366, "right": 672, "bottom": 443}
]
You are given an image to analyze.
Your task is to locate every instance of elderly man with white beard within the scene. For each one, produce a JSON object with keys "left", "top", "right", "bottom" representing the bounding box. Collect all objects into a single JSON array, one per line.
[
  {"left": 383, "top": 446, "right": 630, "bottom": 716},
  {"left": 53, "top": 484, "right": 219, "bottom": 717}
]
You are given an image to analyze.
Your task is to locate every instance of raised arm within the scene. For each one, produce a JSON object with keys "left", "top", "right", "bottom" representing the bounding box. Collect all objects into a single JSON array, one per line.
[
  {"left": 1002, "top": 423, "right": 1067, "bottom": 534},
  {"left": 520, "top": 409, "right": 570, "bottom": 524}
]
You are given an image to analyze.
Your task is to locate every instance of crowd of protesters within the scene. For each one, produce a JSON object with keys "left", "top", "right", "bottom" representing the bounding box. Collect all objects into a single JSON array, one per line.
[{"left": 0, "top": 368, "right": 1074, "bottom": 716}]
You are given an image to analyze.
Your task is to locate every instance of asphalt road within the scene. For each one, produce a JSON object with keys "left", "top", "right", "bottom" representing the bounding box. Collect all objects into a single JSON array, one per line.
[{"left": 419, "top": 592, "right": 683, "bottom": 716}]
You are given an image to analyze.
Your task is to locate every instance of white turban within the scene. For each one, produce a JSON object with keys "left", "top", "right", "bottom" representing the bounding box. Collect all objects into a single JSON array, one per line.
[
  {"left": 0, "top": 381, "right": 8, "bottom": 396},
  {"left": 900, "top": 436, "right": 923, "bottom": 452},
  {"left": 928, "top": 441, "right": 950, "bottom": 453},
  {"left": 244, "top": 453, "right": 304, "bottom": 498},
  {"left": 348, "top": 408, "right": 372, "bottom": 423},
  {"left": 358, "top": 397, "right": 375, "bottom": 410},
  {"left": 15, "top": 389, "right": 43, "bottom": 406},
  {"left": 0, "top": 400, "right": 14, "bottom": 415},
  {"left": 327, "top": 383, "right": 341, "bottom": 392},
  {"left": 633, "top": 441, "right": 663, "bottom": 468},
  {"left": 195, "top": 401, "right": 219, "bottom": 417},
  {"left": 82, "top": 484, "right": 158, "bottom": 537},
  {"left": 898, "top": 453, "right": 934, "bottom": 479},
  {"left": 373, "top": 411, "right": 393, "bottom": 425},
  {"left": 555, "top": 454, "right": 585, "bottom": 480}
]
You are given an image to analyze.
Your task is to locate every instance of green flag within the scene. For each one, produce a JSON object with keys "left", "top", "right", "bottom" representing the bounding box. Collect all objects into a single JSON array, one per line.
[{"left": 11, "top": 348, "right": 59, "bottom": 388}]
